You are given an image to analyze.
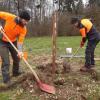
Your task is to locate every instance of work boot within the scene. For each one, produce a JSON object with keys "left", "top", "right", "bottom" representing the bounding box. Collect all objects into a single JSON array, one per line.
[
  {"left": 0, "top": 80, "right": 14, "bottom": 88},
  {"left": 6, "top": 81, "right": 14, "bottom": 87},
  {"left": 80, "top": 66, "right": 90, "bottom": 72},
  {"left": 12, "top": 71, "right": 24, "bottom": 77},
  {"left": 91, "top": 64, "right": 95, "bottom": 68}
]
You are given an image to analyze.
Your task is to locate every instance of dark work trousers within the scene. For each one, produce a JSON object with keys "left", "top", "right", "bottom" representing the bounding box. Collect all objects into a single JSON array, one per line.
[
  {"left": 0, "top": 40, "right": 20, "bottom": 83},
  {"left": 85, "top": 39, "right": 99, "bottom": 68}
]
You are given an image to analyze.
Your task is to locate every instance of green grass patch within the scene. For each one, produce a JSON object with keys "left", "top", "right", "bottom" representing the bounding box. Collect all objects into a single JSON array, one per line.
[{"left": 24, "top": 36, "right": 100, "bottom": 56}]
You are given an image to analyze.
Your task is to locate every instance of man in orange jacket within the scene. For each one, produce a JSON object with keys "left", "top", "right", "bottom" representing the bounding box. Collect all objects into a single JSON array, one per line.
[
  {"left": 0, "top": 10, "right": 30, "bottom": 84},
  {"left": 71, "top": 17, "right": 100, "bottom": 71}
]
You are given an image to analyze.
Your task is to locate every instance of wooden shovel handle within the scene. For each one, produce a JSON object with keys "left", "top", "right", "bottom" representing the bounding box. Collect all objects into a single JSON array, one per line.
[{"left": 0, "top": 28, "right": 40, "bottom": 82}]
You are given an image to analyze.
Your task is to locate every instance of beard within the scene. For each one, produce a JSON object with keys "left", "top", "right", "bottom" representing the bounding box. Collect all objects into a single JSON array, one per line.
[{"left": 15, "top": 17, "right": 26, "bottom": 27}]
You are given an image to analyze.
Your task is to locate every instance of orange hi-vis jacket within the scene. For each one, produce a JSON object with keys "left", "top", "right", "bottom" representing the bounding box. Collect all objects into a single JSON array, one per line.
[
  {"left": 79, "top": 19, "right": 93, "bottom": 38},
  {"left": 0, "top": 11, "right": 27, "bottom": 44},
  {"left": 78, "top": 18, "right": 100, "bottom": 42}
]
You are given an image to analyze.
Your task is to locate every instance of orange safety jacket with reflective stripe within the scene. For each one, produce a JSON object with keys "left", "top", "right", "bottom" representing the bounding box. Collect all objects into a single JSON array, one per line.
[{"left": 0, "top": 11, "right": 27, "bottom": 44}]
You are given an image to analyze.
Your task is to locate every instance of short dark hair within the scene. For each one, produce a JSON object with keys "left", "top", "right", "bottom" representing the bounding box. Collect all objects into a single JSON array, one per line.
[
  {"left": 71, "top": 17, "right": 79, "bottom": 24},
  {"left": 19, "top": 10, "right": 30, "bottom": 21}
]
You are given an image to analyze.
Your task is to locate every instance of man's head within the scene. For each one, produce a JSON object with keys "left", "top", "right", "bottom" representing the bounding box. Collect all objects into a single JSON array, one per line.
[
  {"left": 71, "top": 17, "right": 79, "bottom": 27},
  {"left": 18, "top": 10, "right": 30, "bottom": 26}
]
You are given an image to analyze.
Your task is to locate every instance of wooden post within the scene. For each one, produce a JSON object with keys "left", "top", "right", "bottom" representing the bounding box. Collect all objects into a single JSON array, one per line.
[{"left": 52, "top": 11, "right": 57, "bottom": 74}]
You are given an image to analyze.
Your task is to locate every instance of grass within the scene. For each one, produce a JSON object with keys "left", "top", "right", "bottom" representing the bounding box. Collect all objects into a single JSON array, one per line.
[
  {"left": 0, "top": 93, "right": 10, "bottom": 100},
  {"left": 24, "top": 36, "right": 100, "bottom": 56},
  {"left": 0, "top": 36, "right": 100, "bottom": 100}
]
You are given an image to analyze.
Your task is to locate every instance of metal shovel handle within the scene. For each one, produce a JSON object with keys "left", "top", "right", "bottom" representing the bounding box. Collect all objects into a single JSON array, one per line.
[{"left": 70, "top": 47, "right": 80, "bottom": 60}]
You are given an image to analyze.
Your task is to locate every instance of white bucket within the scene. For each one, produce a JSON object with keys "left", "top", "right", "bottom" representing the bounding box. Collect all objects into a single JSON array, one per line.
[{"left": 66, "top": 48, "right": 72, "bottom": 54}]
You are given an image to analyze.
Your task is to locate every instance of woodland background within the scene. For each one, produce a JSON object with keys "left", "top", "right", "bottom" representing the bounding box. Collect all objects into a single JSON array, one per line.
[{"left": 0, "top": 0, "right": 100, "bottom": 36}]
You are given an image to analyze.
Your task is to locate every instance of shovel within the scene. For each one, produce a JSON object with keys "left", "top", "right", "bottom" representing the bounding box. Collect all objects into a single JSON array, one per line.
[
  {"left": 0, "top": 27, "right": 55, "bottom": 94},
  {"left": 69, "top": 47, "right": 81, "bottom": 61}
]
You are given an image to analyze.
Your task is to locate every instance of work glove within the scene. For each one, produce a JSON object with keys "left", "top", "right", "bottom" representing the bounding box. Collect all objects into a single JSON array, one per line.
[{"left": 17, "top": 43, "right": 23, "bottom": 58}]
